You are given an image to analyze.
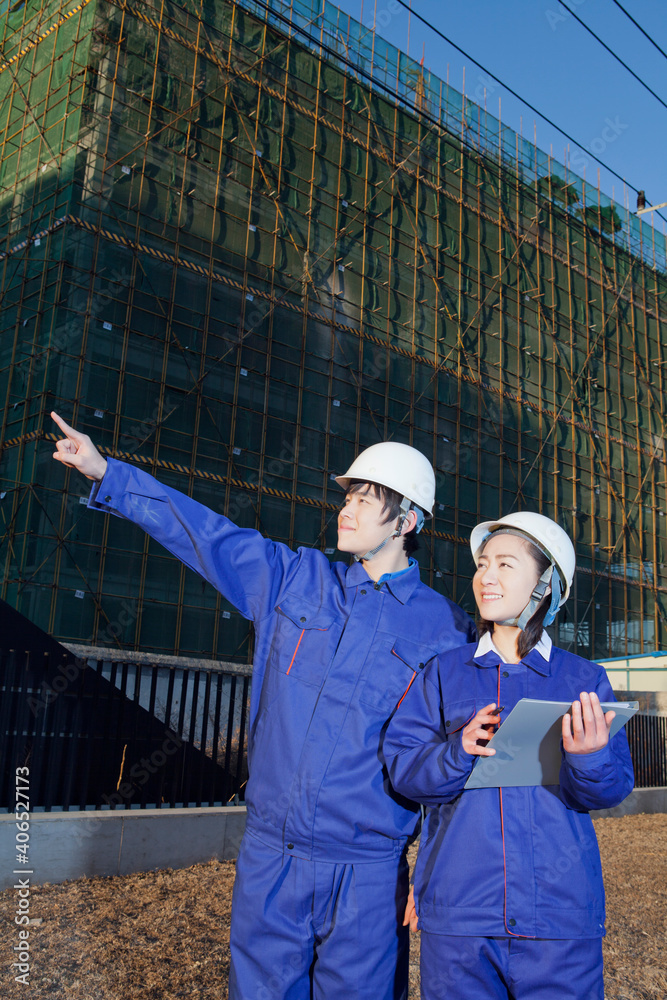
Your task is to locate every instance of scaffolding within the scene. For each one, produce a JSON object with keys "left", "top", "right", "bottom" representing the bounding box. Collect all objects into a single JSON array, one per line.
[{"left": 1, "top": 0, "right": 666, "bottom": 663}]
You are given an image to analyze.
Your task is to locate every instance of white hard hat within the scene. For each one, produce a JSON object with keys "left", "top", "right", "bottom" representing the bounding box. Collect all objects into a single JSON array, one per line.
[
  {"left": 335, "top": 442, "right": 436, "bottom": 515},
  {"left": 470, "top": 511, "right": 575, "bottom": 604}
]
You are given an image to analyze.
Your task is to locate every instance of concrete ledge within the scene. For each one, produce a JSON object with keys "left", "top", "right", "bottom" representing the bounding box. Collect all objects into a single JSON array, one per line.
[
  {"left": 64, "top": 643, "right": 253, "bottom": 676},
  {"left": 0, "top": 806, "right": 247, "bottom": 890},
  {"left": 2, "top": 788, "right": 664, "bottom": 891},
  {"left": 591, "top": 786, "right": 667, "bottom": 819},
  {"left": 613, "top": 691, "right": 667, "bottom": 715}
]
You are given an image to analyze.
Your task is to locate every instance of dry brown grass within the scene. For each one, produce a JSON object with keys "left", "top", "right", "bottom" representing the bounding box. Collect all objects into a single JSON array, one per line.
[
  {"left": 596, "top": 815, "right": 667, "bottom": 1000},
  {"left": 0, "top": 814, "right": 664, "bottom": 999}
]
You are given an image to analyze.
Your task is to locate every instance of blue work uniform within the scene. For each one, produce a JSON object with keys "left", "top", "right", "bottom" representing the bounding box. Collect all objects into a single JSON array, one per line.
[
  {"left": 382, "top": 633, "right": 634, "bottom": 1000},
  {"left": 88, "top": 459, "right": 475, "bottom": 999}
]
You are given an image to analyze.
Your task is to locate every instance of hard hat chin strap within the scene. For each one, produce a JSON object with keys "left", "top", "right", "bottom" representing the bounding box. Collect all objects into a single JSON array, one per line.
[
  {"left": 542, "top": 573, "right": 562, "bottom": 626},
  {"left": 354, "top": 498, "right": 424, "bottom": 563},
  {"left": 497, "top": 564, "right": 555, "bottom": 630}
]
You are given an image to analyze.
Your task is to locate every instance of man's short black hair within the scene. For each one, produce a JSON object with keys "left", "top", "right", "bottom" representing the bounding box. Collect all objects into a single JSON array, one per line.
[{"left": 346, "top": 481, "right": 421, "bottom": 556}]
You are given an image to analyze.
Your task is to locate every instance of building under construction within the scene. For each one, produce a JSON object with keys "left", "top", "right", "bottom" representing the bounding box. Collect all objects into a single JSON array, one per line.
[{"left": 1, "top": 0, "right": 666, "bottom": 663}]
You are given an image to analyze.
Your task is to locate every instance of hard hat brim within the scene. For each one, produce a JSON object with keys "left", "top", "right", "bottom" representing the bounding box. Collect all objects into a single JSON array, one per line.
[
  {"left": 470, "top": 517, "right": 573, "bottom": 605},
  {"left": 334, "top": 475, "right": 433, "bottom": 518},
  {"left": 333, "top": 441, "right": 436, "bottom": 516}
]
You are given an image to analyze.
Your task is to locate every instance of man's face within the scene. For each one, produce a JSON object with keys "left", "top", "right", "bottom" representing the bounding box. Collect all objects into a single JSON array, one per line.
[{"left": 337, "top": 484, "right": 395, "bottom": 557}]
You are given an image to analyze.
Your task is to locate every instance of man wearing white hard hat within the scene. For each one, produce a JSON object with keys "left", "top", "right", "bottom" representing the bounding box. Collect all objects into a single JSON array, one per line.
[{"left": 50, "top": 414, "right": 474, "bottom": 1000}]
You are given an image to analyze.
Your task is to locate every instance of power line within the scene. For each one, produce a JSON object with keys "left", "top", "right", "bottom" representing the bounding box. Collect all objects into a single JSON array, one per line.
[
  {"left": 390, "top": 0, "right": 620, "bottom": 177},
  {"left": 610, "top": 0, "right": 667, "bottom": 63},
  {"left": 611, "top": 0, "right": 667, "bottom": 63},
  {"left": 393, "top": 0, "right": 667, "bottom": 225},
  {"left": 556, "top": 0, "right": 667, "bottom": 111}
]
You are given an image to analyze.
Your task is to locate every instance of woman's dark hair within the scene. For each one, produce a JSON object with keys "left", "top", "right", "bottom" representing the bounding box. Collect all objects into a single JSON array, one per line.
[
  {"left": 346, "top": 481, "right": 421, "bottom": 555},
  {"left": 476, "top": 532, "right": 552, "bottom": 659}
]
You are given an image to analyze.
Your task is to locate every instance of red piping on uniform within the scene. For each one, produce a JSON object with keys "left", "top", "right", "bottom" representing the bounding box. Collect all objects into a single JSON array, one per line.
[
  {"left": 498, "top": 665, "right": 535, "bottom": 939},
  {"left": 286, "top": 630, "right": 305, "bottom": 675},
  {"left": 396, "top": 671, "right": 416, "bottom": 710}
]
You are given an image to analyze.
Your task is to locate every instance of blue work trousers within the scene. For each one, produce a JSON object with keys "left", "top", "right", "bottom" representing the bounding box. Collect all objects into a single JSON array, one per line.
[
  {"left": 420, "top": 932, "right": 604, "bottom": 1000},
  {"left": 228, "top": 832, "right": 409, "bottom": 1000}
]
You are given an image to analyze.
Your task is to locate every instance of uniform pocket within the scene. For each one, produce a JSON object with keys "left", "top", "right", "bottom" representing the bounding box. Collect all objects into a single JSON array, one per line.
[
  {"left": 359, "top": 635, "right": 437, "bottom": 715},
  {"left": 267, "top": 592, "right": 340, "bottom": 687},
  {"left": 442, "top": 699, "right": 477, "bottom": 736}
]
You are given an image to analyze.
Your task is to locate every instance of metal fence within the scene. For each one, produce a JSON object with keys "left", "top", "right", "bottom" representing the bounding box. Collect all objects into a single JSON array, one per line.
[
  {"left": 626, "top": 713, "right": 667, "bottom": 789},
  {"left": 1, "top": 642, "right": 251, "bottom": 811},
  {"left": 3, "top": 647, "right": 667, "bottom": 811},
  {"left": 1, "top": 586, "right": 666, "bottom": 809}
]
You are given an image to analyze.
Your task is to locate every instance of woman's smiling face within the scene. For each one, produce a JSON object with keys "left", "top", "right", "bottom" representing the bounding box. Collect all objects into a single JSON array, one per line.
[{"left": 473, "top": 532, "right": 545, "bottom": 623}]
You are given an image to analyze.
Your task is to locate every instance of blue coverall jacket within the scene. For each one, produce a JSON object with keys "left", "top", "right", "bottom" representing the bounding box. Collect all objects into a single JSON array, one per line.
[
  {"left": 382, "top": 638, "right": 635, "bottom": 940},
  {"left": 89, "top": 459, "right": 475, "bottom": 861}
]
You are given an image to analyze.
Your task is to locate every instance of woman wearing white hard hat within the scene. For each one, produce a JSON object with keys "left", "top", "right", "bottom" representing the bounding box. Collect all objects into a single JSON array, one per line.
[{"left": 383, "top": 511, "right": 634, "bottom": 1000}]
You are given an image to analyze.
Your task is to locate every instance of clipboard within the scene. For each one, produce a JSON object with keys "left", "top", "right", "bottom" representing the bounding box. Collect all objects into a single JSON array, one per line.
[{"left": 464, "top": 697, "right": 639, "bottom": 789}]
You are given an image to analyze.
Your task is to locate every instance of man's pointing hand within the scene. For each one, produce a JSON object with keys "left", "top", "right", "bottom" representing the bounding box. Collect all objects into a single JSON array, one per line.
[{"left": 51, "top": 411, "right": 108, "bottom": 481}]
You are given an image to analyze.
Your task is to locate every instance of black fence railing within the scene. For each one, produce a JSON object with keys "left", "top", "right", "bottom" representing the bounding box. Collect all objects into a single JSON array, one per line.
[
  {"left": 0, "top": 599, "right": 250, "bottom": 811},
  {"left": 626, "top": 713, "right": 667, "bottom": 789},
  {"left": 1, "top": 600, "right": 666, "bottom": 810},
  {"left": 1, "top": 646, "right": 251, "bottom": 811}
]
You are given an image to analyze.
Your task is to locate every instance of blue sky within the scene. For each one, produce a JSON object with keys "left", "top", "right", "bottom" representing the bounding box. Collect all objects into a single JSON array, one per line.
[
  {"left": 1, "top": 0, "right": 664, "bottom": 226},
  {"left": 332, "top": 0, "right": 667, "bottom": 231}
]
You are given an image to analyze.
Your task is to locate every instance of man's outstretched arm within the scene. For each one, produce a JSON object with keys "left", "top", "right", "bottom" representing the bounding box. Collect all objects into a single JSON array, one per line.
[
  {"left": 51, "top": 411, "right": 108, "bottom": 481},
  {"left": 50, "top": 412, "right": 306, "bottom": 621}
]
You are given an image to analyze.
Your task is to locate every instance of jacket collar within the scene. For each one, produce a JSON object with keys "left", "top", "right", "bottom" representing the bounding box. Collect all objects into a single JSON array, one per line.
[
  {"left": 346, "top": 558, "right": 420, "bottom": 605},
  {"left": 472, "top": 630, "right": 553, "bottom": 676}
]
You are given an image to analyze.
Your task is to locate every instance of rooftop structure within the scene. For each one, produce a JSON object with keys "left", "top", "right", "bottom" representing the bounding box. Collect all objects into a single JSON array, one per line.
[{"left": 1, "top": 0, "right": 666, "bottom": 661}]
